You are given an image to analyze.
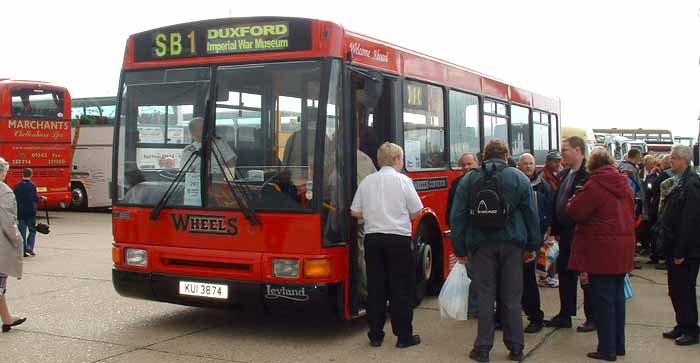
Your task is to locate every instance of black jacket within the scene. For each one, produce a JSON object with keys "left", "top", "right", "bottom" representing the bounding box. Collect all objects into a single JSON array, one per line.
[
  {"left": 663, "top": 168, "right": 700, "bottom": 260},
  {"left": 649, "top": 169, "right": 672, "bottom": 225},
  {"left": 446, "top": 173, "right": 466, "bottom": 226},
  {"left": 551, "top": 164, "right": 589, "bottom": 238}
]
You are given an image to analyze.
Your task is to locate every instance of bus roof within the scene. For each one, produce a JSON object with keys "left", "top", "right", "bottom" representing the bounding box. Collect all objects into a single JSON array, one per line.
[
  {"left": 0, "top": 79, "right": 69, "bottom": 93},
  {"left": 123, "top": 17, "right": 559, "bottom": 114}
]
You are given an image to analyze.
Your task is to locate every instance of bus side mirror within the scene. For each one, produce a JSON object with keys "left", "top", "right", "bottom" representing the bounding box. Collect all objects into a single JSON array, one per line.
[{"left": 693, "top": 144, "right": 699, "bottom": 167}]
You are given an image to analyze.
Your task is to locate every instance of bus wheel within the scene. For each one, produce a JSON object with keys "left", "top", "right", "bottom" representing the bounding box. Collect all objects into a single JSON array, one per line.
[
  {"left": 413, "top": 235, "right": 432, "bottom": 306},
  {"left": 71, "top": 183, "right": 88, "bottom": 210}
]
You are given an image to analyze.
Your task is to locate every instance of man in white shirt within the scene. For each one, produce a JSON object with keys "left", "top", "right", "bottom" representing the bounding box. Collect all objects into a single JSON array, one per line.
[
  {"left": 181, "top": 117, "right": 237, "bottom": 172},
  {"left": 351, "top": 142, "right": 423, "bottom": 349}
]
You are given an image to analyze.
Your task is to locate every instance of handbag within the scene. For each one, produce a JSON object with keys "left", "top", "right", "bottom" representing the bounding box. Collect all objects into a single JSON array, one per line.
[{"left": 35, "top": 200, "right": 50, "bottom": 235}]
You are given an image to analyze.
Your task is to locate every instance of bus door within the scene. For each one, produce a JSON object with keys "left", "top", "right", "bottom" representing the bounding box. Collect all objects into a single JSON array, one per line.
[{"left": 347, "top": 67, "right": 397, "bottom": 314}]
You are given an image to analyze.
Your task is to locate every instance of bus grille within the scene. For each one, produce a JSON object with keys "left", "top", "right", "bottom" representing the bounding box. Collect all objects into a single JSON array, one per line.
[{"left": 163, "top": 258, "right": 251, "bottom": 271}]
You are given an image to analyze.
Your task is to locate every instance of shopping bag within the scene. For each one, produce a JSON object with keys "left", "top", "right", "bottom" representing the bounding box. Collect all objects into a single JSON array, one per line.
[
  {"left": 624, "top": 274, "right": 633, "bottom": 301},
  {"left": 546, "top": 242, "right": 559, "bottom": 264},
  {"left": 439, "top": 263, "right": 470, "bottom": 320}
]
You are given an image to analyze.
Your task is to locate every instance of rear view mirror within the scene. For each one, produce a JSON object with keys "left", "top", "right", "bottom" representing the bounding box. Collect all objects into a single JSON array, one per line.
[{"left": 693, "top": 143, "right": 699, "bottom": 168}]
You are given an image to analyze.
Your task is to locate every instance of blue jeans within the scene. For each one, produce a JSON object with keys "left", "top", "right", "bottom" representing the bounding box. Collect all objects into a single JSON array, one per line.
[
  {"left": 18, "top": 217, "right": 37, "bottom": 253},
  {"left": 466, "top": 258, "right": 479, "bottom": 315}
]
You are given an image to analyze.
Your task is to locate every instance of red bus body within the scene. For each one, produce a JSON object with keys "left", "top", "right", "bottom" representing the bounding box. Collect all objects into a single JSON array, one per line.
[
  {"left": 111, "top": 17, "right": 560, "bottom": 320},
  {"left": 0, "top": 80, "right": 72, "bottom": 208}
]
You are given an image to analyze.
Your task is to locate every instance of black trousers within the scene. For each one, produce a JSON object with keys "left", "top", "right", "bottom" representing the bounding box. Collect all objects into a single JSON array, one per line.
[
  {"left": 522, "top": 260, "right": 544, "bottom": 323},
  {"left": 590, "top": 274, "right": 626, "bottom": 355},
  {"left": 668, "top": 258, "right": 700, "bottom": 336},
  {"left": 364, "top": 233, "right": 415, "bottom": 341},
  {"left": 557, "top": 234, "right": 594, "bottom": 321}
]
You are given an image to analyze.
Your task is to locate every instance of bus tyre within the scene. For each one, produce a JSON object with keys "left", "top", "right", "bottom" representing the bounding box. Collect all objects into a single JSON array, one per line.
[
  {"left": 71, "top": 183, "right": 88, "bottom": 210},
  {"left": 413, "top": 239, "right": 431, "bottom": 306}
]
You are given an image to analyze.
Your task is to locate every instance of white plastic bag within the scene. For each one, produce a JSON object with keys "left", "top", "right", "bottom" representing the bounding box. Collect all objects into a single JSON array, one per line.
[{"left": 439, "top": 263, "right": 470, "bottom": 320}]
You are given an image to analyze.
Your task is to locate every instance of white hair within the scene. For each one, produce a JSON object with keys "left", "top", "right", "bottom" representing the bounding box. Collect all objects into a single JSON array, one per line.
[
  {"left": 0, "top": 157, "right": 8, "bottom": 173},
  {"left": 518, "top": 153, "right": 535, "bottom": 163},
  {"left": 672, "top": 144, "right": 692, "bottom": 164}
]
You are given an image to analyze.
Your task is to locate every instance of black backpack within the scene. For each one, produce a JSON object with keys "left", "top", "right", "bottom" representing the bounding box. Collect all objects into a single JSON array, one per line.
[{"left": 469, "top": 163, "right": 511, "bottom": 228}]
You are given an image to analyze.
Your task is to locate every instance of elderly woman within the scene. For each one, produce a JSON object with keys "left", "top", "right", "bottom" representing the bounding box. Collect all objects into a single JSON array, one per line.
[
  {"left": 0, "top": 157, "right": 26, "bottom": 332},
  {"left": 351, "top": 142, "right": 423, "bottom": 349},
  {"left": 566, "top": 147, "right": 635, "bottom": 361}
]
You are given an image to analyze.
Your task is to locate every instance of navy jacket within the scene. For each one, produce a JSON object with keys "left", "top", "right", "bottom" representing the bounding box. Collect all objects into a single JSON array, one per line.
[{"left": 14, "top": 179, "right": 41, "bottom": 220}]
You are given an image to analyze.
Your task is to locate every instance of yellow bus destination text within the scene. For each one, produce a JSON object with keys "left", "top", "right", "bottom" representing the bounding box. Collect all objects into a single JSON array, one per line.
[
  {"left": 207, "top": 39, "right": 289, "bottom": 53},
  {"left": 207, "top": 24, "right": 288, "bottom": 39}
]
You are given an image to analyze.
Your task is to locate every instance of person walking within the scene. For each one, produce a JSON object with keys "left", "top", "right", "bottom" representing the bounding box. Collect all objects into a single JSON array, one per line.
[
  {"left": 351, "top": 142, "right": 423, "bottom": 349},
  {"left": 14, "top": 168, "right": 46, "bottom": 257},
  {"left": 566, "top": 147, "right": 636, "bottom": 361},
  {"left": 0, "top": 157, "right": 27, "bottom": 333},
  {"left": 451, "top": 139, "right": 540, "bottom": 362},
  {"left": 659, "top": 145, "right": 700, "bottom": 346},
  {"left": 544, "top": 136, "right": 595, "bottom": 332},
  {"left": 517, "top": 153, "right": 553, "bottom": 333}
]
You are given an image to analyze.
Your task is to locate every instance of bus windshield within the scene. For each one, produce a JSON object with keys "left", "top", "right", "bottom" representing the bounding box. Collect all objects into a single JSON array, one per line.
[
  {"left": 115, "top": 61, "right": 330, "bottom": 211},
  {"left": 11, "top": 88, "right": 65, "bottom": 119}
]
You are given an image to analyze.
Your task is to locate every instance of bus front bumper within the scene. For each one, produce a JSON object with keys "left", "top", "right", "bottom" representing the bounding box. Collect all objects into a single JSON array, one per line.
[{"left": 112, "top": 269, "right": 344, "bottom": 312}]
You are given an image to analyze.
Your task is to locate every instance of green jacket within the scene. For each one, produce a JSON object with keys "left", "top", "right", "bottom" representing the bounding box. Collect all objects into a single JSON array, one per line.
[{"left": 449, "top": 158, "right": 541, "bottom": 256}]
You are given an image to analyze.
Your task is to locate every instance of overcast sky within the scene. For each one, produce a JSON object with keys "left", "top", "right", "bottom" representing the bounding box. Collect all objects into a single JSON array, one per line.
[{"left": 3, "top": 0, "right": 699, "bottom": 138}]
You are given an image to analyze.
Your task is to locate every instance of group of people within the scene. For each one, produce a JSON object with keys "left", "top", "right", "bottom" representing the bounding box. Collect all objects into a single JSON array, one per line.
[
  {"left": 351, "top": 137, "right": 699, "bottom": 362},
  {"left": 0, "top": 161, "right": 45, "bottom": 333}
]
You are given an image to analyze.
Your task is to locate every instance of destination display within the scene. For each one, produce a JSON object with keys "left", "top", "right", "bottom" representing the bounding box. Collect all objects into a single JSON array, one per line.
[{"left": 133, "top": 18, "right": 312, "bottom": 62}]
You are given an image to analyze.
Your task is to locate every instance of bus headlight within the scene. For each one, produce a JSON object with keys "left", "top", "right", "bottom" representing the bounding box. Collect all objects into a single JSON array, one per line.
[
  {"left": 304, "top": 258, "right": 332, "bottom": 279},
  {"left": 125, "top": 248, "right": 148, "bottom": 267},
  {"left": 273, "top": 259, "right": 299, "bottom": 278}
]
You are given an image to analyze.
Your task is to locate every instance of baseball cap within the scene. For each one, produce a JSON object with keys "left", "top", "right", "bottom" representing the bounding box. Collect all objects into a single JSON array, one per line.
[{"left": 546, "top": 151, "right": 562, "bottom": 161}]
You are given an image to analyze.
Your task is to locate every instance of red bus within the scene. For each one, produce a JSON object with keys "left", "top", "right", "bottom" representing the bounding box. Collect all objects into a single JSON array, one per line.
[
  {"left": 0, "top": 79, "right": 72, "bottom": 209},
  {"left": 111, "top": 17, "right": 560, "bottom": 319}
]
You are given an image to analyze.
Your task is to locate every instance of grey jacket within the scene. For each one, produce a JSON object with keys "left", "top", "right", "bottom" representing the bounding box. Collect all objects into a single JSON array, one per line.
[{"left": 0, "top": 182, "right": 23, "bottom": 279}]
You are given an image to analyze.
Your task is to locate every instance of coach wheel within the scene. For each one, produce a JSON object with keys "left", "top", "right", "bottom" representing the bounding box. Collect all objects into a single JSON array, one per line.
[{"left": 71, "top": 183, "right": 88, "bottom": 210}]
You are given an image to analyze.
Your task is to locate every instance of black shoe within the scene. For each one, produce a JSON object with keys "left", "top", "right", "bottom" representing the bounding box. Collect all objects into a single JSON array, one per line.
[
  {"left": 23, "top": 252, "right": 29, "bottom": 257},
  {"left": 495, "top": 321, "right": 502, "bottom": 330},
  {"left": 577, "top": 320, "right": 596, "bottom": 332},
  {"left": 524, "top": 321, "right": 543, "bottom": 333},
  {"left": 28, "top": 250, "right": 35, "bottom": 256},
  {"left": 675, "top": 334, "right": 700, "bottom": 346},
  {"left": 469, "top": 349, "right": 490, "bottom": 362},
  {"left": 655, "top": 263, "right": 667, "bottom": 270},
  {"left": 543, "top": 315, "right": 572, "bottom": 328},
  {"left": 2, "top": 317, "right": 26, "bottom": 333},
  {"left": 369, "top": 339, "right": 382, "bottom": 347},
  {"left": 586, "top": 352, "right": 617, "bottom": 361},
  {"left": 616, "top": 350, "right": 625, "bottom": 356},
  {"left": 508, "top": 350, "right": 524, "bottom": 361},
  {"left": 396, "top": 335, "right": 420, "bottom": 348},
  {"left": 662, "top": 327, "right": 683, "bottom": 339}
]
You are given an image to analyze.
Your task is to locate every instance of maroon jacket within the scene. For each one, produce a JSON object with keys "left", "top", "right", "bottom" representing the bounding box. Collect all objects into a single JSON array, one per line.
[{"left": 566, "top": 165, "right": 636, "bottom": 275}]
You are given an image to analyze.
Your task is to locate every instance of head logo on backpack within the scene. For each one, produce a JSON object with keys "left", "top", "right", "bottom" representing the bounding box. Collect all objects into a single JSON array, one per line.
[{"left": 470, "top": 163, "right": 511, "bottom": 228}]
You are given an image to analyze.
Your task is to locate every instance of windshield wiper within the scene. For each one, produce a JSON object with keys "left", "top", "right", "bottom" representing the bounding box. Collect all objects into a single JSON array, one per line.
[
  {"left": 210, "top": 137, "right": 262, "bottom": 226},
  {"left": 149, "top": 149, "right": 200, "bottom": 220}
]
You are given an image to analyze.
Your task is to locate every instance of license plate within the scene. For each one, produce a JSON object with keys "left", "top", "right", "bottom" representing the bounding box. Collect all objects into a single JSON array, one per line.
[
  {"left": 178, "top": 281, "right": 228, "bottom": 299},
  {"left": 37, "top": 187, "right": 48, "bottom": 192}
]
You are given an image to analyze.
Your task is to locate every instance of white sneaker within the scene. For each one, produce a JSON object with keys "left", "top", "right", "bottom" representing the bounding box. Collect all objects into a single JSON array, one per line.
[{"left": 545, "top": 277, "right": 559, "bottom": 288}]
